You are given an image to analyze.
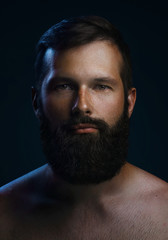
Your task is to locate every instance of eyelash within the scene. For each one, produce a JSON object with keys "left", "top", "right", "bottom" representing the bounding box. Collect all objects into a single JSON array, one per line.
[
  {"left": 53, "top": 84, "right": 111, "bottom": 91},
  {"left": 54, "top": 84, "right": 74, "bottom": 90},
  {"left": 95, "top": 84, "right": 111, "bottom": 90}
]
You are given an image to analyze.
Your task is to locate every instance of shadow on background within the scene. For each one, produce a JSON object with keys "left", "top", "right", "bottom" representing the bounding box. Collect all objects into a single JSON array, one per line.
[{"left": 0, "top": 0, "right": 168, "bottom": 186}]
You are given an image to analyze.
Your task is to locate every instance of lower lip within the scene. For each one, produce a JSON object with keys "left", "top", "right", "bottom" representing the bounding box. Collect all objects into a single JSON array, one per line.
[{"left": 73, "top": 128, "right": 98, "bottom": 134}]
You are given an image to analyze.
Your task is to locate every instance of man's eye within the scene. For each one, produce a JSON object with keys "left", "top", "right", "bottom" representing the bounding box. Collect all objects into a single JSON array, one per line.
[
  {"left": 95, "top": 85, "right": 111, "bottom": 90},
  {"left": 54, "top": 84, "right": 73, "bottom": 90}
]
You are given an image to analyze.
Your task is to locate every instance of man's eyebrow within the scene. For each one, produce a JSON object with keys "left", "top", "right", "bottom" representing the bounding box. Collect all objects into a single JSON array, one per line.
[
  {"left": 93, "top": 77, "right": 118, "bottom": 85},
  {"left": 47, "top": 76, "right": 77, "bottom": 85},
  {"left": 47, "top": 76, "right": 118, "bottom": 85}
]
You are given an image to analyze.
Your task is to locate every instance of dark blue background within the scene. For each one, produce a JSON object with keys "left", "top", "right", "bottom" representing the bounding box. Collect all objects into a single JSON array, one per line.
[{"left": 0, "top": 0, "right": 168, "bottom": 186}]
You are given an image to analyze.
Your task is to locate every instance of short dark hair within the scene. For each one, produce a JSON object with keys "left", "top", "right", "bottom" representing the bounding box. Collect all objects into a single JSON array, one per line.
[{"left": 34, "top": 15, "right": 133, "bottom": 97}]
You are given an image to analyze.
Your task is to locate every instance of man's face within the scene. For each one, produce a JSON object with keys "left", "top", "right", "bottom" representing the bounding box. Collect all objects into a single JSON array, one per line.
[
  {"left": 35, "top": 41, "right": 135, "bottom": 184},
  {"left": 41, "top": 41, "right": 125, "bottom": 130}
]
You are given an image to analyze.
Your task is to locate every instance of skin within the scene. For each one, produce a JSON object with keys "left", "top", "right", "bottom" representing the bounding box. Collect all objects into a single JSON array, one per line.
[
  {"left": 0, "top": 41, "right": 168, "bottom": 240},
  {"left": 38, "top": 41, "right": 135, "bottom": 129}
]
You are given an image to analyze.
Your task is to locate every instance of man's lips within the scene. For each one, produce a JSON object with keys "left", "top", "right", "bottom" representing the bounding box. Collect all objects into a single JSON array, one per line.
[
  {"left": 71, "top": 123, "right": 97, "bottom": 129},
  {"left": 71, "top": 123, "right": 98, "bottom": 133}
]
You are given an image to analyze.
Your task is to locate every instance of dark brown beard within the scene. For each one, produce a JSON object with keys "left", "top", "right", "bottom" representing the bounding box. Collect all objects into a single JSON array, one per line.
[{"left": 39, "top": 107, "right": 129, "bottom": 185}]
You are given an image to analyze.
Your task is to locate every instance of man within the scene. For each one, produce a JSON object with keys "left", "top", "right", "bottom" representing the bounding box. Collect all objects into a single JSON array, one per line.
[{"left": 0, "top": 16, "right": 168, "bottom": 240}]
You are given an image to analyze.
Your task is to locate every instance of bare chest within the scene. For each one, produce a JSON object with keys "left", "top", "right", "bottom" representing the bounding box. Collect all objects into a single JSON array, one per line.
[{"left": 9, "top": 201, "right": 167, "bottom": 240}]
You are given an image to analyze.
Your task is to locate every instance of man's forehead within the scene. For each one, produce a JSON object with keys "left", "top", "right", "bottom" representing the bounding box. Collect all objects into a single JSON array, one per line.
[
  {"left": 43, "top": 41, "right": 123, "bottom": 68},
  {"left": 43, "top": 41, "right": 123, "bottom": 72}
]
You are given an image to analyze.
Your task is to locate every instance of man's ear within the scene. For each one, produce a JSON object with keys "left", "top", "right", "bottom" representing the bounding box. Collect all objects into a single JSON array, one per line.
[
  {"left": 127, "top": 87, "right": 136, "bottom": 118},
  {"left": 32, "top": 87, "right": 41, "bottom": 119}
]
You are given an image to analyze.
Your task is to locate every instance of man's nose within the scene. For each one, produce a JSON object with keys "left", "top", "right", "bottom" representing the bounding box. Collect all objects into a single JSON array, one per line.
[{"left": 72, "top": 87, "right": 92, "bottom": 116}]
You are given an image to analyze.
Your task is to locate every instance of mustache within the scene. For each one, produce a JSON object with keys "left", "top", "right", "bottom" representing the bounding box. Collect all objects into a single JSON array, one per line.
[{"left": 61, "top": 115, "right": 110, "bottom": 132}]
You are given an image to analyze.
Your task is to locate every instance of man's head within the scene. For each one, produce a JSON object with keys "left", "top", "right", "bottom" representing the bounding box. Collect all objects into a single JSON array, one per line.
[
  {"left": 34, "top": 16, "right": 133, "bottom": 101},
  {"left": 32, "top": 16, "right": 136, "bottom": 184}
]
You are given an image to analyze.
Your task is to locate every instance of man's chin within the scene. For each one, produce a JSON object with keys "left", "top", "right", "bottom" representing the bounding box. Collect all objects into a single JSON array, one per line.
[
  {"left": 40, "top": 109, "right": 129, "bottom": 185},
  {"left": 42, "top": 132, "right": 127, "bottom": 185}
]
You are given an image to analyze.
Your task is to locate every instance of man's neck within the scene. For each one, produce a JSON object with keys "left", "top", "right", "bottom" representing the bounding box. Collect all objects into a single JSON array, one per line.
[{"left": 43, "top": 162, "right": 134, "bottom": 205}]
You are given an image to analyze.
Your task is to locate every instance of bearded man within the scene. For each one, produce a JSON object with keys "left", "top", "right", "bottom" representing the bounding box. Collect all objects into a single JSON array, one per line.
[{"left": 0, "top": 16, "right": 168, "bottom": 240}]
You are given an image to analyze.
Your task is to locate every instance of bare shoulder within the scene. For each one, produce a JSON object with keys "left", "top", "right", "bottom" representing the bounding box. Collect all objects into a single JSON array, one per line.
[
  {"left": 139, "top": 166, "right": 168, "bottom": 236},
  {"left": 128, "top": 163, "right": 168, "bottom": 222},
  {"left": 126, "top": 162, "right": 166, "bottom": 184},
  {"left": 128, "top": 163, "right": 168, "bottom": 201},
  {"left": 0, "top": 165, "right": 48, "bottom": 239},
  {"left": 110, "top": 163, "right": 168, "bottom": 239},
  {"left": 0, "top": 164, "right": 49, "bottom": 207},
  {"left": 0, "top": 165, "right": 46, "bottom": 199}
]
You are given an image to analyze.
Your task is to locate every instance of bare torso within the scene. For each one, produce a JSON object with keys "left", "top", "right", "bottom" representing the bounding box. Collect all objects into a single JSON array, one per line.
[{"left": 0, "top": 163, "right": 168, "bottom": 240}]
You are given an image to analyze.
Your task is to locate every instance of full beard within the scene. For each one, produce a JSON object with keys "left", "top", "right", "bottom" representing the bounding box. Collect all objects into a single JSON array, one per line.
[{"left": 40, "top": 107, "right": 129, "bottom": 185}]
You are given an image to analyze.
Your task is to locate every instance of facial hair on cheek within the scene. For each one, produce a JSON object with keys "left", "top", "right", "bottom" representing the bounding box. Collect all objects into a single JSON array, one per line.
[{"left": 39, "top": 105, "right": 129, "bottom": 185}]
